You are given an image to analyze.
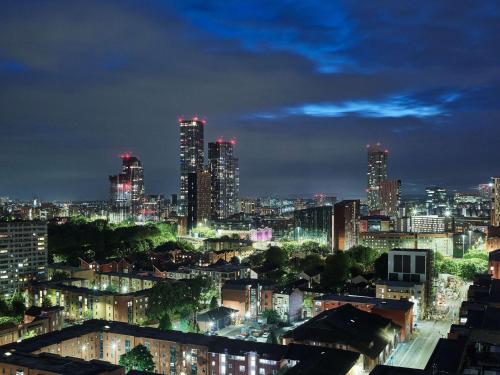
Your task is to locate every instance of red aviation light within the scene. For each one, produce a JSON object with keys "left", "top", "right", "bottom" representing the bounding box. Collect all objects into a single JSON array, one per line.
[
  {"left": 193, "top": 116, "right": 199, "bottom": 121},
  {"left": 216, "top": 138, "right": 224, "bottom": 144},
  {"left": 119, "top": 153, "right": 131, "bottom": 160},
  {"left": 178, "top": 116, "right": 184, "bottom": 123},
  {"left": 229, "top": 138, "right": 236, "bottom": 145}
]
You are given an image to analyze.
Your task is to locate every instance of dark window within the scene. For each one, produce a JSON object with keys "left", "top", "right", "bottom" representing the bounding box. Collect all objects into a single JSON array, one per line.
[
  {"left": 403, "top": 255, "right": 411, "bottom": 273},
  {"left": 402, "top": 273, "right": 411, "bottom": 281},
  {"left": 389, "top": 273, "right": 398, "bottom": 281},
  {"left": 415, "top": 256, "right": 426, "bottom": 274},
  {"left": 410, "top": 274, "right": 420, "bottom": 282},
  {"left": 394, "top": 255, "right": 403, "bottom": 272}
]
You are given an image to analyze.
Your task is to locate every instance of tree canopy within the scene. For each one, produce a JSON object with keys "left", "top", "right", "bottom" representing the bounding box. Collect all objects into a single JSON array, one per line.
[{"left": 119, "top": 344, "right": 155, "bottom": 373}]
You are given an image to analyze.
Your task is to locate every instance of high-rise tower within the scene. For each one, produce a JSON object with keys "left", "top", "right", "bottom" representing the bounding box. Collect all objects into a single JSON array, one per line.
[
  {"left": 367, "top": 143, "right": 388, "bottom": 211},
  {"left": 179, "top": 117, "right": 205, "bottom": 216},
  {"left": 109, "top": 153, "right": 144, "bottom": 222},
  {"left": 492, "top": 177, "right": 500, "bottom": 227},
  {"left": 209, "top": 139, "right": 240, "bottom": 220}
]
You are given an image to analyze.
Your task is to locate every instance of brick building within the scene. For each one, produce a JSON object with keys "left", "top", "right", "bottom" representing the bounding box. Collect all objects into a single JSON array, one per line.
[{"left": 222, "top": 279, "right": 274, "bottom": 320}]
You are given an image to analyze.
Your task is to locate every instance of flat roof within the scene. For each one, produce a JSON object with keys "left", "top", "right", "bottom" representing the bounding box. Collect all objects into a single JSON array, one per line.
[{"left": 315, "top": 294, "right": 414, "bottom": 311}]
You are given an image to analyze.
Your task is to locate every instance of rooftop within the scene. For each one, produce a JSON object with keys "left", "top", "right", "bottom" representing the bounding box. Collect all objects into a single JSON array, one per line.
[
  {"left": 315, "top": 294, "right": 414, "bottom": 311},
  {"left": 282, "top": 304, "right": 397, "bottom": 359}
]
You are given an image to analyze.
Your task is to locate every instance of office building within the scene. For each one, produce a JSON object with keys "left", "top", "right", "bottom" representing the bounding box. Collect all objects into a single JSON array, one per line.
[
  {"left": 379, "top": 180, "right": 401, "bottom": 217},
  {"left": 109, "top": 154, "right": 144, "bottom": 222},
  {"left": 491, "top": 177, "right": 500, "bottom": 226},
  {"left": 397, "top": 215, "right": 449, "bottom": 233},
  {"left": 367, "top": 143, "right": 388, "bottom": 211},
  {"left": 208, "top": 139, "right": 240, "bottom": 220},
  {"left": 0, "top": 221, "right": 47, "bottom": 296},
  {"left": 187, "top": 169, "right": 211, "bottom": 230},
  {"left": 293, "top": 206, "right": 333, "bottom": 248},
  {"left": 179, "top": 117, "right": 205, "bottom": 216},
  {"left": 333, "top": 200, "right": 360, "bottom": 251},
  {"left": 478, "top": 183, "right": 493, "bottom": 199},
  {"left": 358, "top": 215, "right": 391, "bottom": 233},
  {"left": 425, "top": 186, "right": 448, "bottom": 215}
]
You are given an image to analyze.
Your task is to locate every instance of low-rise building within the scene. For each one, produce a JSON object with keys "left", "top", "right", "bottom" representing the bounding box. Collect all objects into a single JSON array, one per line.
[
  {"left": 313, "top": 294, "right": 413, "bottom": 341},
  {"left": 376, "top": 280, "right": 426, "bottom": 319},
  {"left": 272, "top": 287, "right": 304, "bottom": 323},
  {"left": 282, "top": 304, "right": 400, "bottom": 372},
  {"left": 222, "top": 279, "right": 274, "bottom": 320},
  {"left": 196, "top": 306, "right": 238, "bottom": 333},
  {"left": 2, "top": 319, "right": 361, "bottom": 375},
  {"left": 488, "top": 248, "right": 500, "bottom": 279}
]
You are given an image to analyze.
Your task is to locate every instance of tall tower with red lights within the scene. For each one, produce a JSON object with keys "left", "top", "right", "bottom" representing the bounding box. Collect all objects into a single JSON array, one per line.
[
  {"left": 208, "top": 138, "right": 239, "bottom": 220},
  {"left": 366, "top": 143, "right": 388, "bottom": 212},
  {"left": 179, "top": 117, "right": 205, "bottom": 216}
]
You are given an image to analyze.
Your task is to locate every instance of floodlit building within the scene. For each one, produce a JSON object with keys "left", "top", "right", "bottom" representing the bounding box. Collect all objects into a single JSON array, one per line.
[
  {"left": 333, "top": 200, "right": 360, "bottom": 251},
  {"left": 425, "top": 186, "right": 448, "bottom": 215},
  {"left": 109, "top": 154, "right": 144, "bottom": 222},
  {"left": 179, "top": 117, "right": 205, "bottom": 217},
  {"left": 187, "top": 169, "right": 211, "bottom": 230},
  {"left": 367, "top": 143, "right": 388, "bottom": 211},
  {"left": 293, "top": 206, "right": 333, "bottom": 249},
  {"left": 491, "top": 177, "right": 500, "bottom": 227},
  {"left": 379, "top": 180, "right": 401, "bottom": 217},
  {"left": 209, "top": 139, "right": 240, "bottom": 220},
  {"left": 0, "top": 221, "right": 48, "bottom": 296}
]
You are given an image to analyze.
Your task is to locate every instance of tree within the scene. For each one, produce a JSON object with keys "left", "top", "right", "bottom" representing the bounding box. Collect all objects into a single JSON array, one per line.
[
  {"left": 119, "top": 344, "right": 155, "bottom": 373},
  {"left": 50, "top": 270, "right": 70, "bottom": 282},
  {"left": 321, "top": 252, "right": 351, "bottom": 291},
  {"left": 158, "top": 313, "right": 173, "bottom": 331},
  {"left": 299, "top": 254, "right": 325, "bottom": 276},
  {"left": 264, "top": 247, "right": 287, "bottom": 270},
  {"left": 374, "top": 253, "right": 389, "bottom": 279},
  {"left": 41, "top": 298, "right": 53, "bottom": 308},
  {"left": 10, "top": 293, "right": 25, "bottom": 317},
  {"left": 261, "top": 309, "right": 281, "bottom": 324},
  {"left": 348, "top": 246, "right": 378, "bottom": 274},
  {"left": 0, "top": 296, "right": 9, "bottom": 315},
  {"left": 209, "top": 296, "right": 218, "bottom": 310}
]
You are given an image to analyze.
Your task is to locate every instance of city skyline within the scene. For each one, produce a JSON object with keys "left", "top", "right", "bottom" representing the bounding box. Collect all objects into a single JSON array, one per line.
[{"left": 1, "top": 1, "right": 500, "bottom": 201}]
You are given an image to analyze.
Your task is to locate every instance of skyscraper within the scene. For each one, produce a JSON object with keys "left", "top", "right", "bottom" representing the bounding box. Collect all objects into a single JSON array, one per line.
[
  {"left": 425, "top": 186, "right": 448, "bottom": 215},
  {"left": 208, "top": 139, "right": 240, "bottom": 220},
  {"left": 187, "top": 169, "right": 211, "bottom": 230},
  {"left": 492, "top": 177, "right": 500, "bottom": 227},
  {"left": 179, "top": 117, "right": 205, "bottom": 216},
  {"left": 367, "top": 143, "right": 388, "bottom": 211},
  {"left": 379, "top": 179, "right": 401, "bottom": 217},
  {"left": 109, "top": 153, "right": 144, "bottom": 222}
]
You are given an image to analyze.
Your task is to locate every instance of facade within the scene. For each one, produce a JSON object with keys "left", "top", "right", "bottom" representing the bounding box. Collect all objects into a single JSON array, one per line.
[
  {"left": 293, "top": 206, "right": 333, "bottom": 248},
  {"left": 187, "top": 169, "right": 211, "bottom": 230},
  {"left": 179, "top": 117, "right": 205, "bottom": 217},
  {"left": 333, "top": 200, "right": 360, "bottom": 251},
  {"left": 358, "top": 215, "right": 391, "bottom": 233},
  {"left": 29, "top": 281, "right": 149, "bottom": 325},
  {"left": 2, "top": 319, "right": 360, "bottom": 375},
  {"left": 359, "top": 232, "right": 454, "bottom": 257},
  {"left": 0, "top": 221, "right": 48, "bottom": 296},
  {"left": 367, "top": 144, "right": 388, "bottom": 211},
  {"left": 379, "top": 180, "right": 401, "bottom": 217},
  {"left": 492, "top": 177, "right": 500, "bottom": 227},
  {"left": 208, "top": 140, "right": 240, "bottom": 220},
  {"left": 221, "top": 279, "right": 274, "bottom": 320},
  {"left": 109, "top": 154, "right": 145, "bottom": 222},
  {"left": 398, "top": 215, "right": 448, "bottom": 233},
  {"left": 376, "top": 280, "right": 426, "bottom": 319},
  {"left": 272, "top": 287, "right": 304, "bottom": 323}
]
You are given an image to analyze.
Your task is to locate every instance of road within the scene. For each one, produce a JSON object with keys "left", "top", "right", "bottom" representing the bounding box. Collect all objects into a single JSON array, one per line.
[{"left": 386, "top": 278, "right": 469, "bottom": 369}]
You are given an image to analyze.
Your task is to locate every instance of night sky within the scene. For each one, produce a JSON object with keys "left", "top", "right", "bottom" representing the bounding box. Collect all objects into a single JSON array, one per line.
[{"left": 1, "top": 1, "right": 499, "bottom": 201}]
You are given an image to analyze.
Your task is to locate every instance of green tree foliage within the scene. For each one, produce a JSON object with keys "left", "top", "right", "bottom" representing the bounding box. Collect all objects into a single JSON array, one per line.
[
  {"left": 321, "top": 252, "right": 351, "bottom": 291},
  {"left": 48, "top": 221, "right": 177, "bottom": 265},
  {"left": 209, "top": 296, "right": 218, "bottom": 310},
  {"left": 119, "top": 344, "right": 155, "bottom": 373},
  {"left": 262, "top": 309, "right": 281, "bottom": 324},
  {"left": 435, "top": 251, "right": 488, "bottom": 281},
  {"left": 348, "top": 246, "right": 379, "bottom": 274},
  {"left": 374, "top": 253, "right": 389, "bottom": 279},
  {"left": 41, "top": 298, "right": 53, "bottom": 308},
  {"left": 158, "top": 313, "right": 173, "bottom": 331},
  {"left": 264, "top": 247, "right": 288, "bottom": 270},
  {"left": 50, "top": 270, "right": 70, "bottom": 282},
  {"left": 10, "top": 293, "right": 26, "bottom": 317},
  {"left": 0, "top": 296, "right": 10, "bottom": 316},
  {"left": 298, "top": 254, "right": 325, "bottom": 276},
  {"left": 146, "top": 277, "right": 214, "bottom": 324}
]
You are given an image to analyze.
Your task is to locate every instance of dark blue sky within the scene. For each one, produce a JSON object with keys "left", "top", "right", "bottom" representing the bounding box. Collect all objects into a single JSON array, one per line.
[{"left": 1, "top": 0, "right": 499, "bottom": 201}]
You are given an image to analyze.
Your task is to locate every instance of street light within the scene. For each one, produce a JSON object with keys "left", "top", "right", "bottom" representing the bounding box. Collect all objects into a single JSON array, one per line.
[{"left": 461, "top": 234, "right": 466, "bottom": 258}]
